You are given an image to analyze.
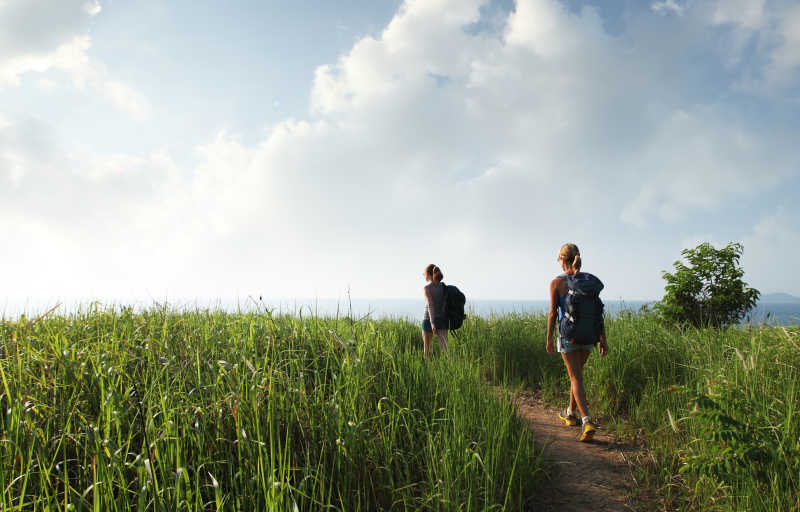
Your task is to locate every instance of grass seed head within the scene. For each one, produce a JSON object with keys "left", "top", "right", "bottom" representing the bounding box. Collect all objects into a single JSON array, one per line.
[{"left": 667, "top": 410, "right": 679, "bottom": 432}]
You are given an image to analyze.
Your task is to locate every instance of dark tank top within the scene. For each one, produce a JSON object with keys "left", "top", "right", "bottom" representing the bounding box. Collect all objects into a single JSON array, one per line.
[{"left": 557, "top": 274, "right": 568, "bottom": 337}]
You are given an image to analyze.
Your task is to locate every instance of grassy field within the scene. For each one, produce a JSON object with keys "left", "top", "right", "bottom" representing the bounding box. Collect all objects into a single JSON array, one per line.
[
  {"left": 455, "top": 312, "right": 800, "bottom": 512},
  {"left": 0, "top": 307, "right": 543, "bottom": 511},
  {"left": 1, "top": 307, "right": 798, "bottom": 511}
]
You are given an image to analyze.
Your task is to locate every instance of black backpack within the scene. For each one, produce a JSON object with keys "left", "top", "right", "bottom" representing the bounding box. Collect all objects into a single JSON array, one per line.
[
  {"left": 559, "top": 272, "right": 604, "bottom": 345},
  {"left": 442, "top": 284, "right": 466, "bottom": 330}
]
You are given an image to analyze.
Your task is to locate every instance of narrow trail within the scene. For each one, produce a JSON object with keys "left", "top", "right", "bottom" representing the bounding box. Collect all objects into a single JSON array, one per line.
[{"left": 510, "top": 391, "right": 643, "bottom": 511}]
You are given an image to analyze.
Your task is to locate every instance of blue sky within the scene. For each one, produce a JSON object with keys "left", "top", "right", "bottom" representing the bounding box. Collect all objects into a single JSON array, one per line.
[{"left": 1, "top": 0, "right": 799, "bottom": 303}]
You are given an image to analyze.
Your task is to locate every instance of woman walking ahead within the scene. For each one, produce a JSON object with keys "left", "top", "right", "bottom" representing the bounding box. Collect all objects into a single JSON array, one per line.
[
  {"left": 546, "top": 243, "right": 609, "bottom": 442},
  {"left": 422, "top": 264, "right": 449, "bottom": 359}
]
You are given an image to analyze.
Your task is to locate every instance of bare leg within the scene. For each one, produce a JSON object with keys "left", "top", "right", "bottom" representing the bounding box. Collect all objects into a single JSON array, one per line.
[
  {"left": 422, "top": 331, "right": 434, "bottom": 360},
  {"left": 568, "top": 350, "right": 590, "bottom": 412},
  {"left": 436, "top": 329, "right": 449, "bottom": 353},
  {"left": 562, "top": 351, "right": 591, "bottom": 418}
]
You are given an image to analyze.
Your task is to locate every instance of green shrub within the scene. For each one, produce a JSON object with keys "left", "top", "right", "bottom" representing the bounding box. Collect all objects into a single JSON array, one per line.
[{"left": 655, "top": 242, "right": 760, "bottom": 327}]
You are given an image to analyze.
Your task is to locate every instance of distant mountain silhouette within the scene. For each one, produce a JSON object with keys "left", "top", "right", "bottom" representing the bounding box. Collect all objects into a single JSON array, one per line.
[{"left": 760, "top": 292, "right": 800, "bottom": 303}]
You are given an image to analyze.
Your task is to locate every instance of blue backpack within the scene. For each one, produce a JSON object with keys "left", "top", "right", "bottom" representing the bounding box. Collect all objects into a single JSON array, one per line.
[{"left": 559, "top": 272, "right": 605, "bottom": 345}]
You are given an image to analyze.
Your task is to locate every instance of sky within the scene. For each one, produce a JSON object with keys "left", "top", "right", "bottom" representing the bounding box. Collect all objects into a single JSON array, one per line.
[{"left": 1, "top": 0, "right": 799, "bottom": 305}]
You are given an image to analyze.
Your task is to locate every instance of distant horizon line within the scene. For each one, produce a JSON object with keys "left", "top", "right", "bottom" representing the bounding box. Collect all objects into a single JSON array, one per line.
[
  {"left": 1, "top": 295, "right": 660, "bottom": 303},
  {"left": 3, "top": 294, "right": 797, "bottom": 305}
]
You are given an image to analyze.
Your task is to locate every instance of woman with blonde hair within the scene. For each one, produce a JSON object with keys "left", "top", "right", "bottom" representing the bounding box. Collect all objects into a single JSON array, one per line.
[
  {"left": 422, "top": 263, "right": 449, "bottom": 359},
  {"left": 546, "top": 243, "right": 609, "bottom": 442}
]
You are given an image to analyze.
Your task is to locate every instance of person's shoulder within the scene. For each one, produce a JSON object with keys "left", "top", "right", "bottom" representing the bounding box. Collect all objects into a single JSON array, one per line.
[{"left": 550, "top": 274, "right": 568, "bottom": 292}]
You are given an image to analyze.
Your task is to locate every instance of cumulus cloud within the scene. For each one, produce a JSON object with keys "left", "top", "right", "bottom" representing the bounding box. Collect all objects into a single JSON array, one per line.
[
  {"left": 619, "top": 108, "right": 794, "bottom": 226},
  {"left": 743, "top": 207, "right": 800, "bottom": 294},
  {"left": 766, "top": 4, "right": 800, "bottom": 85},
  {"left": 0, "top": 0, "right": 98, "bottom": 85},
  {"left": 101, "top": 80, "right": 153, "bottom": 121},
  {"left": 0, "top": 0, "right": 151, "bottom": 120},
  {"left": 0, "top": 35, "right": 91, "bottom": 87},
  {"left": 695, "top": 0, "right": 800, "bottom": 88},
  {"left": 3, "top": 0, "right": 800, "bottom": 300},
  {"left": 0, "top": 114, "right": 175, "bottom": 229},
  {"left": 651, "top": 0, "right": 684, "bottom": 17},
  {"left": 709, "top": 0, "right": 765, "bottom": 29}
]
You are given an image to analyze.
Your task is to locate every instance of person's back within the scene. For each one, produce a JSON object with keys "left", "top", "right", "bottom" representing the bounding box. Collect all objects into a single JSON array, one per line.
[
  {"left": 556, "top": 273, "right": 569, "bottom": 318},
  {"left": 421, "top": 264, "right": 449, "bottom": 359},
  {"left": 424, "top": 281, "right": 446, "bottom": 323},
  {"left": 546, "top": 244, "right": 608, "bottom": 442}
]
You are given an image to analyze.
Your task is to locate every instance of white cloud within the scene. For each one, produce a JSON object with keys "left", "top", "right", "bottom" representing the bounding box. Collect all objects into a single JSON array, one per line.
[
  {"left": 765, "top": 4, "right": 800, "bottom": 85},
  {"left": 651, "top": 0, "right": 684, "bottom": 17},
  {"left": 690, "top": 0, "right": 800, "bottom": 88},
  {"left": 709, "top": 0, "right": 765, "bottom": 29},
  {"left": 0, "top": 0, "right": 97, "bottom": 58},
  {"left": 0, "top": 35, "right": 91, "bottom": 87},
  {"left": 0, "top": 0, "right": 151, "bottom": 120},
  {"left": 619, "top": 108, "right": 792, "bottom": 226},
  {"left": 102, "top": 80, "right": 152, "bottom": 121},
  {"left": 0, "top": 113, "right": 175, "bottom": 230},
  {"left": 35, "top": 78, "right": 57, "bottom": 91},
  {"left": 0, "top": 0, "right": 98, "bottom": 84},
  {"left": 743, "top": 207, "right": 800, "bottom": 294},
  {"left": 84, "top": 0, "right": 102, "bottom": 16},
  {"left": 2, "top": 0, "right": 800, "bottom": 300}
]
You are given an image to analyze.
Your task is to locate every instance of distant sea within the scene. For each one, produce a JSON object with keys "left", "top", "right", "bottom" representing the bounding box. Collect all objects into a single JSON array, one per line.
[
  {"left": 258, "top": 298, "right": 798, "bottom": 326},
  {"left": 3, "top": 297, "right": 798, "bottom": 326}
]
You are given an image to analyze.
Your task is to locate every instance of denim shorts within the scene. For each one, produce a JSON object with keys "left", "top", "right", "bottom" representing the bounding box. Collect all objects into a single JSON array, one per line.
[
  {"left": 421, "top": 317, "right": 448, "bottom": 333},
  {"left": 557, "top": 337, "right": 595, "bottom": 353}
]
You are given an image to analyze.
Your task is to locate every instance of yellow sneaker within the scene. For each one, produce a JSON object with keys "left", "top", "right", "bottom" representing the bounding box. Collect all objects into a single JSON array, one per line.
[
  {"left": 559, "top": 409, "right": 579, "bottom": 426},
  {"left": 579, "top": 421, "right": 596, "bottom": 442}
]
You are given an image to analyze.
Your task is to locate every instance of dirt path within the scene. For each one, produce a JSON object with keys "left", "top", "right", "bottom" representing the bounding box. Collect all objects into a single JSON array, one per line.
[{"left": 510, "top": 391, "right": 642, "bottom": 511}]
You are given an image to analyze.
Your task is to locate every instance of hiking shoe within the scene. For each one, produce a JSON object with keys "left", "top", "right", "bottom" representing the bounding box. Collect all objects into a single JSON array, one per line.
[
  {"left": 559, "top": 409, "right": 579, "bottom": 427},
  {"left": 579, "top": 421, "right": 597, "bottom": 442}
]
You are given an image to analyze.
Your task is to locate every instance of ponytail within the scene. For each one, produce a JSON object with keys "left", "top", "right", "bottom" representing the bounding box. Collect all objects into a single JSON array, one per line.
[
  {"left": 572, "top": 253, "right": 581, "bottom": 272},
  {"left": 425, "top": 263, "right": 444, "bottom": 283},
  {"left": 558, "top": 243, "right": 582, "bottom": 272}
]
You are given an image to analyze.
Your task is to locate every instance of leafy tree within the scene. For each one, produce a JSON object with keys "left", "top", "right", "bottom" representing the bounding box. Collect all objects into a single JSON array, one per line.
[{"left": 656, "top": 242, "right": 760, "bottom": 327}]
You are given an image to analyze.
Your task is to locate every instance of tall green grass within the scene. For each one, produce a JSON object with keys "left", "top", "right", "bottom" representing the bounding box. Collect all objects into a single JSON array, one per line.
[
  {"left": 453, "top": 311, "right": 800, "bottom": 511},
  {"left": 3, "top": 306, "right": 797, "bottom": 511},
  {"left": 0, "top": 308, "right": 543, "bottom": 511}
]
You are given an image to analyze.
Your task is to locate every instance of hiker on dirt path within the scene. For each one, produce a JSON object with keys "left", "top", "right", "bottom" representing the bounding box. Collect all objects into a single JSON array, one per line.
[
  {"left": 546, "top": 243, "right": 609, "bottom": 442},
  {"left": 422, "top": 263, "right": 449, "bottom": 360}
]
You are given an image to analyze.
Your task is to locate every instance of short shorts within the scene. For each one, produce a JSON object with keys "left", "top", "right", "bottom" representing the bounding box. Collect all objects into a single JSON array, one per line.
[
  {"left": 421, "top": 317, "right": 448, "bottom": 333},
  {"left": 557, "top": 337, "right": 595, "bottom": 354}
]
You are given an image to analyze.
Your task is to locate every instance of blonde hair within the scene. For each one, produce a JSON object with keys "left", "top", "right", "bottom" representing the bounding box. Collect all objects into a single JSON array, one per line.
[
  {"left": 425, "top": 264, "right": 444, "bottom": 283},
  {"left": 558, "top": 243, "right": 582, "bottom": 272}
]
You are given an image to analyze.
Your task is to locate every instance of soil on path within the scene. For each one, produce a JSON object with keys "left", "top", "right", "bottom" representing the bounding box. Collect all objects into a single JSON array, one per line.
[{"left": 510, "top": 391, "right": 643, "bottom": 512}]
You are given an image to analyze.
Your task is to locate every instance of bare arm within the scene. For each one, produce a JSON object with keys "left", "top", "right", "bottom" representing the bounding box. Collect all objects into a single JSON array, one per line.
[
  {"left": 424, "top": 285, "right": 436, "bottom": 330},
  {"left": 597, "top": 320, "right": 608, "bottom": 356},
  {"left": 546, "top": 278, "right": 560, "bottom": 355}
]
